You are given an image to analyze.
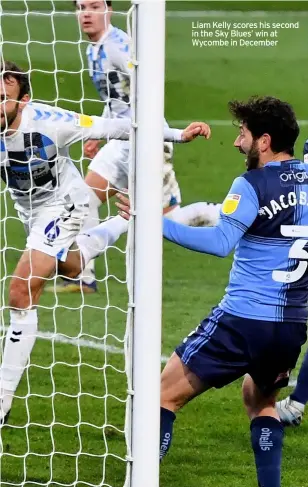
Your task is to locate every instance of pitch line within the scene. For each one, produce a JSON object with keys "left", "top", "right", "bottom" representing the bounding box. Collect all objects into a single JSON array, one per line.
[{"left": 0, "top": 327, "right": 170, "bottom": 364}]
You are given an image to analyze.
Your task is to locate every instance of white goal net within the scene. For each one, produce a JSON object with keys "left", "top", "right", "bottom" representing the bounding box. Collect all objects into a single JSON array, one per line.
[{"left": 0, "top": 1, "right": 142, "bottom": 486}]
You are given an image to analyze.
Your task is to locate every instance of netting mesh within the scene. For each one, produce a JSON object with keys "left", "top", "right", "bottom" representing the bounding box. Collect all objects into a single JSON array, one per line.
[{"left": 0, "top": 1, "right": 134, "bottom": 485}]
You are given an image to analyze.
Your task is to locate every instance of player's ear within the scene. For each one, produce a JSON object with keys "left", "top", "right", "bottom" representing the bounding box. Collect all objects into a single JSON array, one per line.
[
  {"left": 18, "top": 94, "right": 30, "bottom": 110},
  {"left": 261, "top": 133, "right": 271, "bottom": 152}
]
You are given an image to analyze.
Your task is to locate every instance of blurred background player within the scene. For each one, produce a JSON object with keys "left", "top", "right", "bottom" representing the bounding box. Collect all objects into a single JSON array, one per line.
[
  {"left": 49, "top": 0, "right": 220, "bottom": 294},
  {"left": 276, "top": 136, "right": 308, "bottom": 427},
  {"left": 0, "top": 61, "right": 209, "bottom": 423},
  {"left": 117, "top": 96, "right": 308, "bottom": 487}
]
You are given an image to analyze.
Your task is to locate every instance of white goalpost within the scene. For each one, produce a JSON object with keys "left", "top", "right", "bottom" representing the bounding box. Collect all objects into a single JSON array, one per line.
[
  {"left": 128, "top": 2, "right": 165, "bottom": 486},
  {"left": 0, "top": 1, "right": 165, "bottom": 486}
]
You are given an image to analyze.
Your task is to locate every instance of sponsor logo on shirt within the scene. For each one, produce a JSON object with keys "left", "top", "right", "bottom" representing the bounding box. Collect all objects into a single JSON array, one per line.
[
  {"left": 222, "top": 193, "right": 241, "bottom": 215},
  {"left": 279, "top": 170, "right": 308, "bottom": 184}
]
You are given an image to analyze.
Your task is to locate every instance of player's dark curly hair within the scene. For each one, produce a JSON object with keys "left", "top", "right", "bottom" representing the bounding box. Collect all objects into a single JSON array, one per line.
[
  {"left": 228, "top": 96, "right": 299, "bottom": 156},
  {"left": 73, "top": 0, "right": 112, "bottom": 7},
  {"left": 0, "top": 61, "right": 30, "bottom": 100}
]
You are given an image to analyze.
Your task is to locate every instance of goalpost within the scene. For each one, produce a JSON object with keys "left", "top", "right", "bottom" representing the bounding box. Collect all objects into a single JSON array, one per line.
[{"left": 0, "top": 1, "right": 165, "bottom": 486}]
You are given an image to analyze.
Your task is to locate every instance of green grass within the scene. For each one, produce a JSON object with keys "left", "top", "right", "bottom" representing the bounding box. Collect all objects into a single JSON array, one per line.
[{"left": 1, "top": 2, "right": 308, "bottom": 487}]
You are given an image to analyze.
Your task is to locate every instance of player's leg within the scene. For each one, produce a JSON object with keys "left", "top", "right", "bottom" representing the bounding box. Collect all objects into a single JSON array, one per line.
[
  {"left": 159, "top": 308, "right": 249, "bottom": 461},
  {"left": 0, "top": 198, "right": 90, "bottom": 422},
  {"left": 58, "top": 214, "right": 128, "bottom": 279},
  {"left": 0, "top": 249, "right": 56, "bottom": 423},
  {"left": 242, "top": 320, "right": 306, "bottom": 487},
  {"left": 276, "top": 350, "right": 308, "bottom": 426},
  {"left": 160, "top": 353, "right": 208, "bottom": 461},
  {"left": 55, "top": 171, "right": 117, "bottom": 293},
  {"left": 242, "top": 376, "right": 283, "bottom": 487}
]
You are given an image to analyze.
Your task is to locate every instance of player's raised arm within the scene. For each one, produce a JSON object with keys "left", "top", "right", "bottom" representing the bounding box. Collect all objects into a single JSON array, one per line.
[{"left": 162, "top": 175, "right": 259, "bottom": 257}]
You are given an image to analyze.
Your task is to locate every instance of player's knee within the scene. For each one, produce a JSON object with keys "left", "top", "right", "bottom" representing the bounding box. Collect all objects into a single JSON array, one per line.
[
  {"left": 160, "top": 381, "right": 189, "bottom": 412},
  {"left": 9, "top": 277, "right": 33, "bottom": 309},
  {"left": 242, "top": 376, "right": 277, "bottom": 419}
]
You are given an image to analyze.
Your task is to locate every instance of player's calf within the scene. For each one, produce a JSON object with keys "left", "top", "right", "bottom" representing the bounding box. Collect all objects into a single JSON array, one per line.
[{"left": 160, "top": 353, "right": 206, "bottom": 461}]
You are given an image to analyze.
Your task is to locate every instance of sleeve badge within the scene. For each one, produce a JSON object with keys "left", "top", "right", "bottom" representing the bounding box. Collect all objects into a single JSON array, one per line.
[{"left": 222, "top": 194, "right": 241, "bottom": 215}]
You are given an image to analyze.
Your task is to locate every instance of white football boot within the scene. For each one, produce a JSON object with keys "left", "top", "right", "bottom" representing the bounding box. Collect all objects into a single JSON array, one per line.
[{"left": 276, "top": 396, "right": 305, "bottom": 426}]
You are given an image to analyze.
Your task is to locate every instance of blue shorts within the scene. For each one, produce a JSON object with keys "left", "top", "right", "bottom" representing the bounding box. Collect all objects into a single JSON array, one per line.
[{"left": 176, "top": 307, "right": 307, "bottom": 395}]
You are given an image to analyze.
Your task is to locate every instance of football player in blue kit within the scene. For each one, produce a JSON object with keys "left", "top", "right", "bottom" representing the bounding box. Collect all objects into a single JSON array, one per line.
[{"left": 117, "top": 96, "right": 308, "bottom": 487}]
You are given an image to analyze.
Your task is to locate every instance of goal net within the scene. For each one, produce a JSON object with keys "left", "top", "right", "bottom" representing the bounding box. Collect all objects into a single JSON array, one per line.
[{"left": 0, "top": 1, "right": 164, "bottom": 486}]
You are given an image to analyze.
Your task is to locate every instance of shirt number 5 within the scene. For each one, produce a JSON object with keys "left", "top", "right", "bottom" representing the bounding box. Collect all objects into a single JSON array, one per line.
[{"left": 272, "top": 225, "right": 308, "bottom": 284}]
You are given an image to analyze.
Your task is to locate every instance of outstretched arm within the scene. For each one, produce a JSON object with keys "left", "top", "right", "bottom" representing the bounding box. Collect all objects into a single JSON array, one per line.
[
  {"left": 70, "top": 116, "right": 211, "bottom": 145},
  {"left": 163, "top": 176, "right": 259, "bottom": 257},
  {"left": 42, "top": 106, "right": 211, "bottom": 147}
]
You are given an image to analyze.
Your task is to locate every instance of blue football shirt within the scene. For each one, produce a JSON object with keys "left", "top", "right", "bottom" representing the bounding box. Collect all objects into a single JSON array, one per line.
[{"left": 163, "top": 160, "right": 308, "bottom": 323}]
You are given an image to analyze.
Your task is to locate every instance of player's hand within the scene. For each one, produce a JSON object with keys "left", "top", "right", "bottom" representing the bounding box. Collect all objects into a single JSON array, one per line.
[
  {"left": 115, "top": 192, "right": 131, "bottom": 221},
  {"left": 181, "top": 122, "right": 211, "bottom": 142},
  {"left": 84, "top": 139, "right": 100, "bottom": 159}
]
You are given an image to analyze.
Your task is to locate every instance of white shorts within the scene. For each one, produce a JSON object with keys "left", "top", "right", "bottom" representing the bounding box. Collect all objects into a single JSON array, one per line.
[
  {"left": 20, "top": 187, "right": 89, "bottom": 262},
  {"left": 89, "top": 140, "right": 182, "bottom": 208}
]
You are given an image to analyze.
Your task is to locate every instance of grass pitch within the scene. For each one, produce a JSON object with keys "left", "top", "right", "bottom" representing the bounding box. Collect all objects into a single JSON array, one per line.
[{"left": 1, "top": 1, "right": 308, "bottom": 486}]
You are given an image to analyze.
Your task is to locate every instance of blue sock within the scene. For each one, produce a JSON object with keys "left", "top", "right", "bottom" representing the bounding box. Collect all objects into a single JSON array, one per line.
[
  {"left": 250, "top": 416, "right": 284, "bottom": 487},
  {"left": 291, "top": 349, "right": 308, "bottom": 405},
  {"left": 160, "top": 407, "right": 176, "bottom": 461}
]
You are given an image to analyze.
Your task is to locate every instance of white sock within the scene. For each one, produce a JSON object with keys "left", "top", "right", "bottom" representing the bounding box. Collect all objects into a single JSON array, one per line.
[
  {"left": 0, "top": 309, "right": 38, "bottom": 415},
  {"left": 78, "top": 188, "right": 101, "bottom": 285},
  {"left": 77, "top": 215, "right": 129, "bottom": 267},
  {"left": 166, "top": 202, "right": 221, "bottom": 227}
]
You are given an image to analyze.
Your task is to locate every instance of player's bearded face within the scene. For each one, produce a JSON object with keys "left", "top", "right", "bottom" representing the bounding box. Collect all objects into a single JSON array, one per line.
[
  {"left": 245, "top": 139, "right": 261, "bottom": 171},
  {"left": 234, "top": 125, "right": 261, "bottom": 171}
]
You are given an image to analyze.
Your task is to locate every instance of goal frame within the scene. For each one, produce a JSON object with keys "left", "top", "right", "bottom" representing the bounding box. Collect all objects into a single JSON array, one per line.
[{"left": 127, "top": 1, "right": 166, "bottom": 486}]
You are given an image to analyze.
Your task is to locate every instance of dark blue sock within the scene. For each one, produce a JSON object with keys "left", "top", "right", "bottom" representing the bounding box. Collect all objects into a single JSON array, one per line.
[
  {"left": 160, "top": 407, "right": 176, "bottom": 461},
  {"left": 291, "top": 349, "right": 308, "bottom": 405},
  {"left": 250, "top": 416, "right": 284, "bottom": 487}
]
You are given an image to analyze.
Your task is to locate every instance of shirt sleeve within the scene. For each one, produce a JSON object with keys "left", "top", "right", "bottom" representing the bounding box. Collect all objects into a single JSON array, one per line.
[
  {"left": 163, "top": 176, "right": 259, "bottom": 257},
  {"left": 55, "top": 112, "right": 131, "bottom": 147}
]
